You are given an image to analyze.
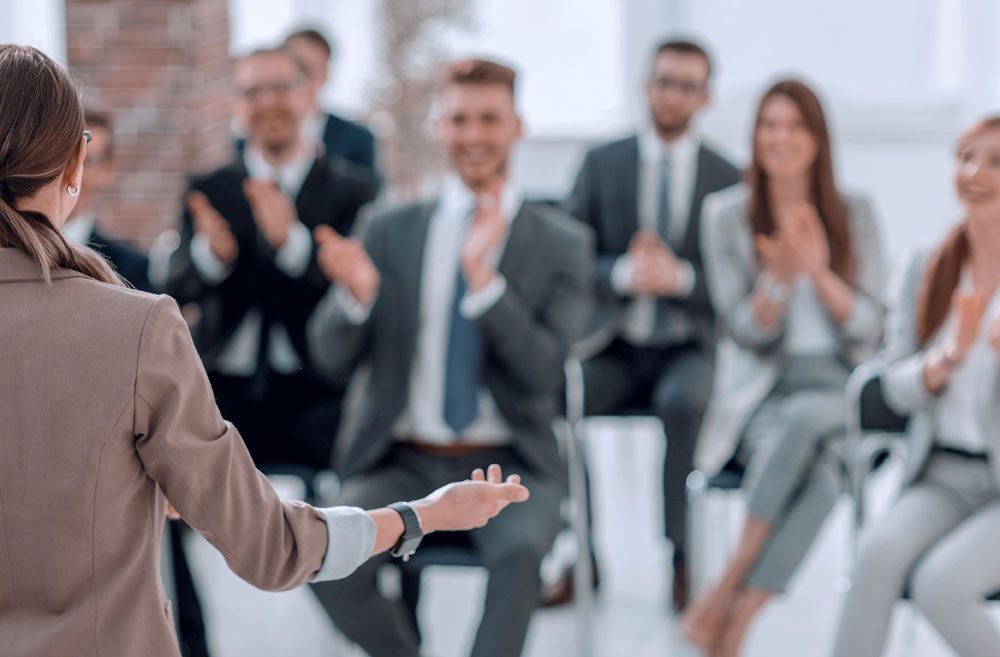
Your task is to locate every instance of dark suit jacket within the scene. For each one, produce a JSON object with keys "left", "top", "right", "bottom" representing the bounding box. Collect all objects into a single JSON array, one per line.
[
  {"left": 89, "top": 229, "right": 153, "bottom": 292},
  {"left": 307, "top": 200, "right": 594, "bottom": 483},
  {"left": 320, "top": 113, "right": 377, "bottom": 175},
  {"left": 166, "top": 157, "right": 375, "bottom": 375},
  {"left": 567, "top": 135, "right": 741, "bottom": 346}
]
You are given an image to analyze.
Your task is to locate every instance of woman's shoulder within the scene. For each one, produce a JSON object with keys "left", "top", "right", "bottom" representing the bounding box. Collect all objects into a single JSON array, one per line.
[
  {"left": 58, "top": 274, "right": 170, "bottom": 330},
  {"left": 702, "top": 183, "right": 750, "bottom": 227}
]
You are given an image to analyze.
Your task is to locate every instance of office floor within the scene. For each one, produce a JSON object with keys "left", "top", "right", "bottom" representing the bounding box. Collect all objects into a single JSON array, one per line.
[{"left": 182, "top": 418, "right": 997, "bottom": 656}]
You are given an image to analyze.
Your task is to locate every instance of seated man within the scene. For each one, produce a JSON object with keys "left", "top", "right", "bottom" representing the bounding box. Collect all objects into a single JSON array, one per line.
[
  {"left": 307, "top": 59, "right": 593, "bottom": 657},
  {"left": 61, "top": 107, "right": 151, "bottom": 292},
  {"left": 167, "top": 47, "right": 375, "bottom": 473},
  {"left": 567, "top": 39, "right": 741, "bottom": 611}
]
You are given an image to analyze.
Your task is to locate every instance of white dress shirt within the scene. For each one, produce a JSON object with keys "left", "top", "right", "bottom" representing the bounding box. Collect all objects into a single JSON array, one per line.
[
  {"left": 613, "top": 129, "right": 699, "bottom": 345},
  {"left": 302, "top": 111, "right": 329, "bottom": 154},
  {"left": 784, "top": 276, "right": 841, "bottom": 356},
  {"left": 61, "top": 211, "right": 96, "bottom": 246},
  {"left": 190, "top": 144, "right": 317, "bottom": 376},
  {"left": 933, "top": 273, "right": 1000, "bottom": 454}
]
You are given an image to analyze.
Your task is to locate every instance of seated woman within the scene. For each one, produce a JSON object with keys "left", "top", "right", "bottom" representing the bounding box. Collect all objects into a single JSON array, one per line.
[
  {"left": 830, "top": 116, "right": 1000, "bottom": 657},
  {"left": 680, "top": 79, "right": 885, "bottom": 657}
]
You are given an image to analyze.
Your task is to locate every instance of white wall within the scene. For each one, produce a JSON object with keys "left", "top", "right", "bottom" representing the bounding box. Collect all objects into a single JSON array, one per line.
[
  {"left": 225, "top": 0, "right": 1000, "bottom": 262},
  {"left": 0, "top": 0, "right": 66, "bottom": 63}
]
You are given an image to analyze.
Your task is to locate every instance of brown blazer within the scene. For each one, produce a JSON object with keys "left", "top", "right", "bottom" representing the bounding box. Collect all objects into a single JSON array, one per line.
[{"left": 0, "top": 247, "right": 329, "bottom": 657}]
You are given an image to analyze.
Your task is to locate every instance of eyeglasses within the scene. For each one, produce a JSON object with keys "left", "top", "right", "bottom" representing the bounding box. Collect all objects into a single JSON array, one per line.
[
  {"left": 83, "top": 130, "right": 92, "bottom": 144},
  {"left": 651, "top": 76, "right": 707, "bottom": 96}
]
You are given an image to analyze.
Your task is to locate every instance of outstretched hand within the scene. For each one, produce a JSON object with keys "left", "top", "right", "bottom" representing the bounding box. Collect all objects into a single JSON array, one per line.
[{"left": 412, "top": 464, "right": 530, "bottom": 533}]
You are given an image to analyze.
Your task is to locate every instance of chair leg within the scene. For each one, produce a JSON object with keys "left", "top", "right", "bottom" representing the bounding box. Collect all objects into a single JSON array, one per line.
[{"left": 400, "top": 567, "right": 423, "bottom": 644}]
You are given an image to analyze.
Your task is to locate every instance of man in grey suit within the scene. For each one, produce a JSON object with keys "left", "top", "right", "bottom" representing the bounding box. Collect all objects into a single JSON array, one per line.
[
  {"left": 307, "top": 59, "right": 592, "bottom": 657},
  {"left": 567, "top": 39, "right": 741, "bottom": 611}
]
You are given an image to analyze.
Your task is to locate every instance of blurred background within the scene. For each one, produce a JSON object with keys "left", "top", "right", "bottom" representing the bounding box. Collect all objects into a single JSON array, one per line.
[
  {"left": 3, "top": 0, "right": 999, "bottom": 259},
  {"left": 4, "top": 2, "right": 1000, "bottom": 656}
]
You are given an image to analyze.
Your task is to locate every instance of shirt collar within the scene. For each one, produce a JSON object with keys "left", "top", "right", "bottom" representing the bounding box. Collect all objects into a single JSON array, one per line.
[
  {"left": 640, "top": 128, "right": 698, "bottom": 165},
  {"left": 61, "top": 211, "right": 96, "bottom": 246},
  {"left": 438, "top": 174, "right": 524, "bottom": 225},
  {"left": 243, "top": 142, "right": 318, "bottom": 199}
]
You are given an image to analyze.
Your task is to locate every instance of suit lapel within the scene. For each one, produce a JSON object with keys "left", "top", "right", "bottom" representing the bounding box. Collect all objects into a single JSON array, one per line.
[
  {"left": 620, "top": 136, "right": 641, "bottom": 239},
  {"left": 398, "top": 203, "right": 435, "bottom": 337},
  {"left": 682, "top": 144, "right": 710, "bottom": 256},
  {"left": 498, "top": 204, "right": 538, "bottom": 299}
]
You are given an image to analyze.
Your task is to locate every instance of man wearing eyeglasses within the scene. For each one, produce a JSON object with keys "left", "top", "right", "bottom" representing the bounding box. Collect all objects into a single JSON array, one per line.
[
  {"left": 566, "top": 38, "right": 741, "bottom": 613},
  {"left": 167, "top": 47, "right": 375, "bottom": 477},
  {"left": 61, "top": 110, "right": 152, "bottom": 292}
]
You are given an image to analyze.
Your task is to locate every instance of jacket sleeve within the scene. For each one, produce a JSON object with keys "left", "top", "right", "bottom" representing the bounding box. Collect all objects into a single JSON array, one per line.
[
  {"left": 475, "top": 223, "right": 594, "bottom": 395},
  {"left": 701, "top": 193, "right": 785, "bottom": 351},
  {"left": 567, "top": 150, "right": 621, "bottom": 301},
  {"left": 838, "top": 196, "right": 886, "bottom": 350},
  {"left": 881, "top": 251, "right": 935, "bottom": 415},
  {"left": 133, "top": 296, "right": 375, "bottom": 591}
]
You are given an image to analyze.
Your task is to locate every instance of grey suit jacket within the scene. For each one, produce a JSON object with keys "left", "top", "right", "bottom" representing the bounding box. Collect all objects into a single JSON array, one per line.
[
  {"left": 0, "top": 248, "right": 361, "bottom": 657},
  {"left": 880, "top": 249, "right": 1000, "bottom": 487},
  {"left": 695, "top": 185, "right": 886, "bottom": 474},
  {"left": 567, "top": 134, "right": 742, "bottom": 347},
  {"left": 307, "top": 200, "right": 594, "bottom": 484}
]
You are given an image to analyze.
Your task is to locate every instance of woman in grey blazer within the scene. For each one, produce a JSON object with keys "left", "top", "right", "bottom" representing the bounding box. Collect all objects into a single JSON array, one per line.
[
  {"left": 830, "top": 117, "right": 1000, "bottom": 657},
  {"left": 0, "top": 45, "right": 528, "bottom": 657},
  {"left": 681, "top": 80, "right": 885, "bottom": 657}
]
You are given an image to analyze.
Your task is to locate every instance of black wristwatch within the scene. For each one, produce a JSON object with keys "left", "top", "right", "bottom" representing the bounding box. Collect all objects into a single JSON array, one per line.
[{"left": 389, "top": 502, "right": 424, "bottom": 561}]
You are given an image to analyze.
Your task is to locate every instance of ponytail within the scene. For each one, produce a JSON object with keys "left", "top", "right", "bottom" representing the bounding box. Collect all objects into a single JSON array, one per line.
[{"left": 0, "top": 196, "right": 123, "bottom": 286}]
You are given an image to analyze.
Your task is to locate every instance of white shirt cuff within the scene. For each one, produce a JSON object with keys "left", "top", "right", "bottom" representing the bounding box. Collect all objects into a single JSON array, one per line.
[
  {"left": 191, "top": 234, "right": 233, "bottom": 283},
  {"left": 611, "top": 255, "right": 633, "bottom": 295},
  {"left": 673, "top": 259, "right": 696, "bottom": 298},
  {"left": 336, "top": 285, "right": 376, "bottom": 324},
  {"left": 274, "top": 221, "right": 312, "bottom": 278},
  {"left": 311, "top": 506, "right": 377, "bottom": 582},
  {"left": 461, "top": 275, "right": 507, "bottom": 319}
]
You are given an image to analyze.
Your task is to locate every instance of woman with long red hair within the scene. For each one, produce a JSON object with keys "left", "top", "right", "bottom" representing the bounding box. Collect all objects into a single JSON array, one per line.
[
  {"left": 830, "top": 117, "right": 1000, "bottom": 657},
  {"left": 681, "top": 79, "right": 885, "bottom": 656}
]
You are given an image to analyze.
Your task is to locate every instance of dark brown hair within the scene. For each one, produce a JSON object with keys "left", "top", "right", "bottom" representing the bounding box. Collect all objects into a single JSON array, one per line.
[
  {"left": 438, "top": 58, "right": 517, "bottom": 101},
  {"left": 915, "top": 115, "right": 1000, "bottom": 344},
  {"left": 653, "top": 39, "right": 713, "bottom": 79},
  {"left": 747, "top": 79, "right": 855, "bottom": 284},
  {"left": 284, "top": 28, "right": 334, "bottom": 59},
  {"left": 0, "top": 44, "right": 121, "bottom": 285}
]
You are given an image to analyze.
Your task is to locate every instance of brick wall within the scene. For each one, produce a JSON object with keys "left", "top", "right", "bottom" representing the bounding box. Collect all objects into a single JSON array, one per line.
[{"left": 65, "top": 0, "right": 233, "bottom": 247}]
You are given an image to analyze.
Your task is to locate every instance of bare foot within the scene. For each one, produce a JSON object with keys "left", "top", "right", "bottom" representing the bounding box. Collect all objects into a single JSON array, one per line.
[{"left": 679, "top": 583, "right": 739, "bottom": 653}]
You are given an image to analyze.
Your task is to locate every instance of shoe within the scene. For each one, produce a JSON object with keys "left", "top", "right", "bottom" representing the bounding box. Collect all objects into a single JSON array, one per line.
[
  {"left": 538, "top": 558, "right": 601, "bottom": 608},
  {"left": 672, "top": 558, "right": 689, "bottom": 613}
]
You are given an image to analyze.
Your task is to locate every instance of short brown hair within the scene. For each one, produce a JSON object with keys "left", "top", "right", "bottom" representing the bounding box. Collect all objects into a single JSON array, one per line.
[
  {"left": 653, "top": 39, "right": 713, "bottom": 79},
  {"left": 439, "top": 58, "right": 517, "bottom": 100},
  {"left": 285, "top": 28, "right": 334, "bottom": 59}
]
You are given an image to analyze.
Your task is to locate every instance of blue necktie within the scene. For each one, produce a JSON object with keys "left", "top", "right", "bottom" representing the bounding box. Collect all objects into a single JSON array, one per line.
[
  {"left": 443, "top": 265, "right": 481, "bottom": 434},
  {"left": 656, "top": 155, "right": 672, "bottom": 242}
]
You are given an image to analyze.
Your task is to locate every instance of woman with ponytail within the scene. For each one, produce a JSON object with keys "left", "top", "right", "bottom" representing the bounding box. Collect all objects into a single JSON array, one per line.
[
  {"left": 0, "top": 45, "right": 529, "bottom": 657},
  {"left": 830, "top": 117, "right": 1000, "bottom": 657}
]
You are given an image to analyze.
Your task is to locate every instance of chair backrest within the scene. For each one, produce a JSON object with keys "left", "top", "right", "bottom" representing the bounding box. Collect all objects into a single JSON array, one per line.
[{"left": 858, "top": 374, "right": 908, "bottom": 433}]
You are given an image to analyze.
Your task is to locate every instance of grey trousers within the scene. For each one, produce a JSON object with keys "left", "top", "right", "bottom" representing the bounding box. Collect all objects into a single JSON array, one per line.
[
  {"left": 310, "top": 444, "right": 563, "bottom": 657},
  {"left": 830, "top": 452, "right": 1000, "bottom": 657},
  {"left": 736, "top": 355, "right": 849, "bottom": 591}
]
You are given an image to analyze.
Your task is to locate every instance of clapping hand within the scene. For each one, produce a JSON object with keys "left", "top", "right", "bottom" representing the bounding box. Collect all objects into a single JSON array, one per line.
[
  {"left": 243, "top": 179, "right": 298, "bottom": 250},
  {"left": 461, "top": 186, "right": 508, "bottom": 292},
  {"left": 187, "top": 191, "right": 238, "bottom": 264},
  {"left": 949, "top": 289, "right": 989, "bottom": 361},
  {"left": 784, "top": 202, "right": 830, "bottom": 275},
  {"left": 412, "top": 464, "right": 530, "bottom": 533},
  {"left": 990, "top": 311, "right": 1000, "bottom": 358},
  {"left": 629, "top": 230, "right": 686, "bottom": 297},
  {"left": 314, "top": 225, "right": 380, "bottom": 306}
]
